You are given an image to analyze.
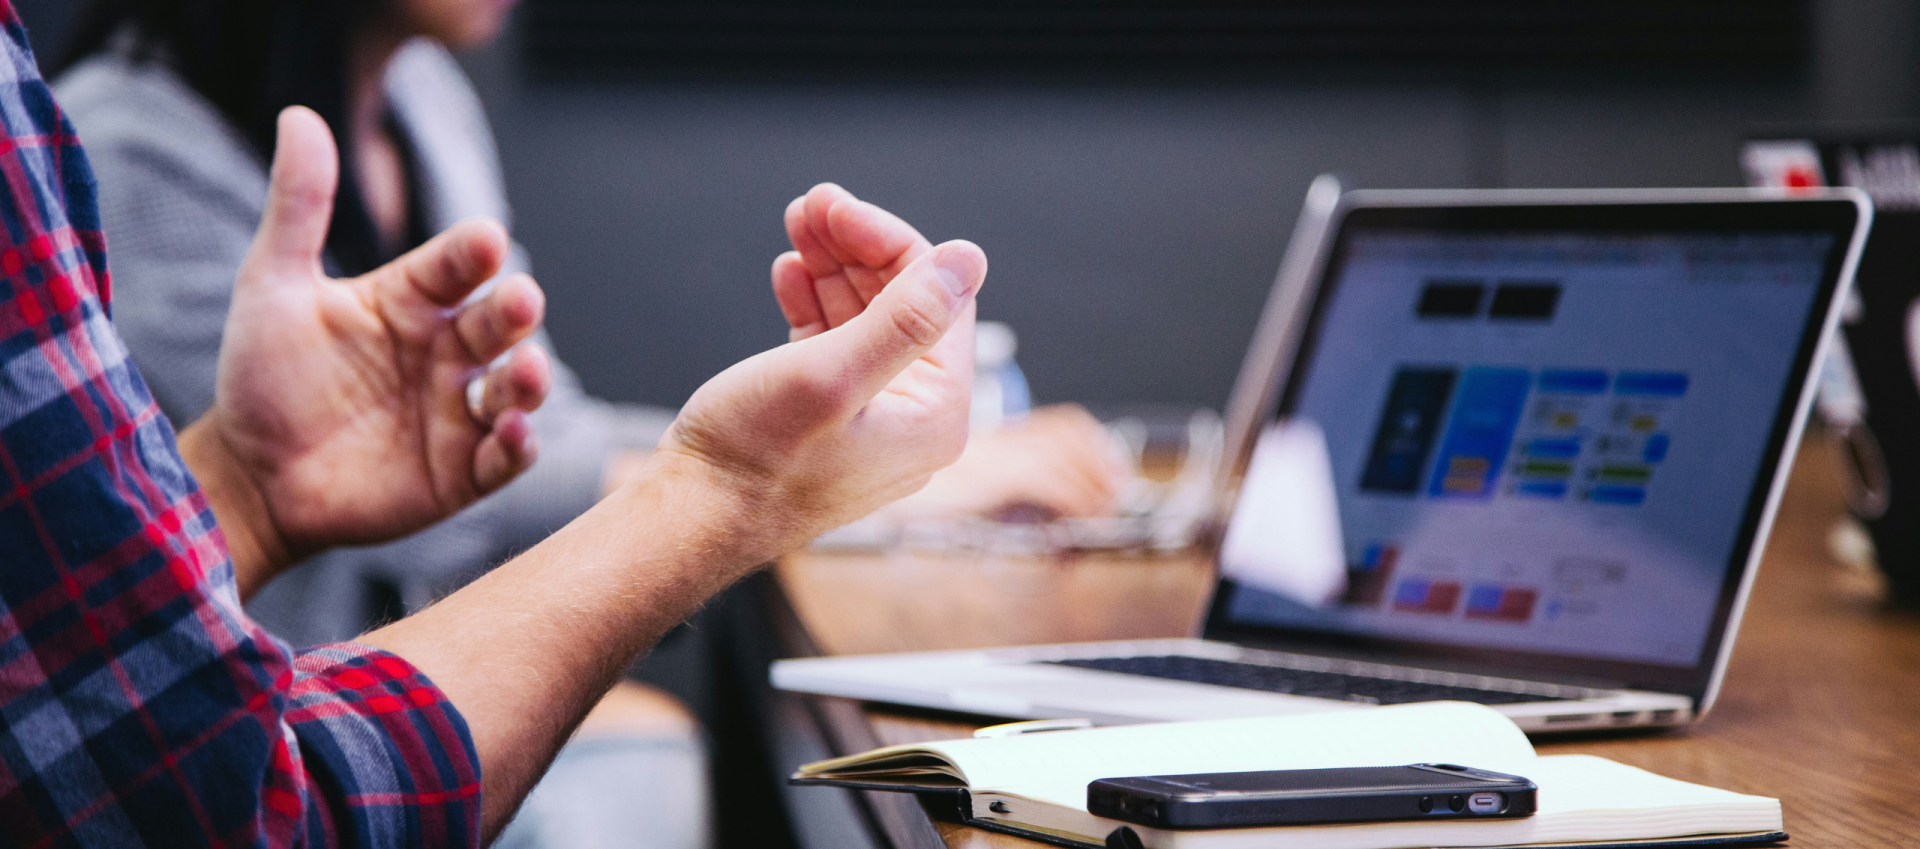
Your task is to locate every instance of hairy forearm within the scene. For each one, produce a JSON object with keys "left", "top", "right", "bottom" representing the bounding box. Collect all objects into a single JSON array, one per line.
[
  {"left": 177, "top": 417, "right": 292, "bottom": 599},
  {"left": 358, "top": 449, "right": 770, "bottom": 840}
]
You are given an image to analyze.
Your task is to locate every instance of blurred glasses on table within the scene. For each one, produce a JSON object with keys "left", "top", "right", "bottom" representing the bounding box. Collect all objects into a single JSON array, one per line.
[
  {"left": 811, "top": 406, "right": 1223, "bottom": 557},
  {"left": 811, "top": 322, "right": 1225, "bottom": 558}
]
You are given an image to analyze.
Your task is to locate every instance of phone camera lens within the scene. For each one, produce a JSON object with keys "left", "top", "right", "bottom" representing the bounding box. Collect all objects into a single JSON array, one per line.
[
  {"left": 1448, "top": 794, "right": 1467, "bottom": 813},
  {"left": 1418, "top": 796, "right": 1434, "bottom": 813}
]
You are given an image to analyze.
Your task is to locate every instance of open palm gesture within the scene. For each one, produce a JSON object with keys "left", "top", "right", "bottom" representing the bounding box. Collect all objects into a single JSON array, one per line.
[{"left": 187, "top": 107, "right": 552, "bottom": 577}]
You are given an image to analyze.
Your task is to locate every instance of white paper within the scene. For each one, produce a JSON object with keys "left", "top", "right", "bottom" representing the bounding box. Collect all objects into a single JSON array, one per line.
[{"left": 1219, "top": 420, "right": 1348, "bottom": 606}]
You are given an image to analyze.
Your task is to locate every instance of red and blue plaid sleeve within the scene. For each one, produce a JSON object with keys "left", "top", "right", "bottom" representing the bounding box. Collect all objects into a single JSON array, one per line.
[{"left": 0, "top": 5, "right": 482, "bottom": 847}]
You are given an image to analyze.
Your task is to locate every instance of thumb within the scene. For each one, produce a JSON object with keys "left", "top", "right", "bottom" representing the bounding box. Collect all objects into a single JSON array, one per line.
[
  {"left": 818, "top": 240, "right": 986, "bottom": 399},
  {"left": 246, "top": 106, "right": 338, "bottom": 281}
]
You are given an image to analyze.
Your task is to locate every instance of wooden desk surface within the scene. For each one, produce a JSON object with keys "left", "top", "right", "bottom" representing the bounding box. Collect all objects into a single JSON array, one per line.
[{"left": 774, "top": 439, "right": 1920, "bottom": 848}]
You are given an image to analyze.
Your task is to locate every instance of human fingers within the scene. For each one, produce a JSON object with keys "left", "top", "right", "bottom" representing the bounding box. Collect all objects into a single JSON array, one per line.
[
  {"left": 1032, "top": 405, "right": 1129, "bottom": 488},
  {"left": 983, "top": 407, "right": 1124, "bottom": 516},
  {"left": 915, "top": 273, "right": 978, "bottom": 378},
  {"left": 245, "top": 107, "right": 337, "bottom": 281},
  {"left": 788, "top": 187, "right": 868, "bottom": 325},
  {"left": 772, "top": 251, "right": 828, "bottom": 341},
  {"left": 799, "top": 183, "right": 860, "bottom": 269},
  {"left": 473, "top": 344, "right": 553, "bottom": 423},
  {"left": 976, "top": 454, "right": 1107, "bottom": 519},
  {"left": 1049, "top": 419, "right": 1129, "bottom": 511},
  {"left": 814, "top": 271, "right": 867, "bottom": 330},
  {"left": 1023, "top": 470, "right": 1111, "bottom": 518},
  {"left": 784, "top": 193, "right": 841, "bottom": 279},
  {"left": 787, "top": 184, "right": 932, "bottom": 324},
  {"left": 825, "top": 198, "right": 931, "bottom": 303},
  {"left": 1012, "top": 435, "right": 1117, "bottom": 517},
  {"left": 1050, "top": 442, "right": 1124, "bottom": 515},
  {"left": 375, "top": 218, "right": 511, "bottom": 311},
  {"left": 809, "top": 241, "right": 986, "bottom": 403},
  {"left": 472, "top": 408, "right": 538, "bottom": 495},
  {"left": 454, "top": 273, "right": 545, "bottom": 363}
]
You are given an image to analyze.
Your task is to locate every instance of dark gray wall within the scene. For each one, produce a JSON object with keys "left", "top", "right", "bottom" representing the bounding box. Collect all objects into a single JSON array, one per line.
[
  {"left": 466, "top": 0, "right": 1920, "bottom": 412},
  {"left": 19, "top": 0, "right": 1920, "bottom": 411}
]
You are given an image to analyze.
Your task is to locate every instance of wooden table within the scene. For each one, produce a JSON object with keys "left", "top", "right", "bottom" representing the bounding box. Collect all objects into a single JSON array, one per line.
[{"left": 767, "top": 437, "right": 1920, "bottom": 849}]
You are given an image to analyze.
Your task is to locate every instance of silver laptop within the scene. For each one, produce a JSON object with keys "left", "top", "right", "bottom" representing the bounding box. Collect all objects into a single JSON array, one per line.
[{"left": 774, "top": 183, "right": 1872, "bottom": 733}]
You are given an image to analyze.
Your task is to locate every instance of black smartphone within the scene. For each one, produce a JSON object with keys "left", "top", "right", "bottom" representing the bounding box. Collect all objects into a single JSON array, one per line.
[{"left": 1086, "top": 763, "right": 1537, "bottom": 829}]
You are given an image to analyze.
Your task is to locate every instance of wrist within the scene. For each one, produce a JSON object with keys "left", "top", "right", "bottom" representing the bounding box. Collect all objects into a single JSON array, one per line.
[
  {"left": 178, "top": 414, "right": 295, "bottom": 596},
  {"left": 621, "top": 447, "right": 791, "bottom": 573},
  {"left": 599, "top": 448, "right": 655, "bottom": 498}
]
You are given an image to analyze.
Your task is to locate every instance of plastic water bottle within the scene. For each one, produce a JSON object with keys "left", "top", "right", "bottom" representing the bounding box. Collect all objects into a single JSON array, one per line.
[{"left": 972, "top": 321, "right": 1031, "bottom": 431}]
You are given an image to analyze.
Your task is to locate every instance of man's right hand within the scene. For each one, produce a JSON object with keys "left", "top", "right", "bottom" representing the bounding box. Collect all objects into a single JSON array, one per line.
[
  {"left": 769, "top": 183, "right": 1124, "bottom": 521},
  {"left": 654, "top": 237, "right": 988, "bottom": 562}
]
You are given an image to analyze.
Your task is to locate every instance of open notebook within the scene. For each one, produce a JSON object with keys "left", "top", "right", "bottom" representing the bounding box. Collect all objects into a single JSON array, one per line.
[{"left": 792, "top": 703, "right": 1784, "bottom": 849}]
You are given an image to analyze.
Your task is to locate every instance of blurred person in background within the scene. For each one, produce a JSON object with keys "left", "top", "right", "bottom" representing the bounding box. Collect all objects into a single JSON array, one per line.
[{"left": 50, "top": 0, "right": 1123, "bottom": 846}]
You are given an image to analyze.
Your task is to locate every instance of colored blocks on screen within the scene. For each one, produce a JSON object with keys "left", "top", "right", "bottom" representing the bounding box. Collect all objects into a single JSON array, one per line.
[
  {"left": 1441, "top": 456, "right": 1493, "bottom": 492},
  {"left": 1588, "top": 485, "right": 1647, "bottom": 505},
  {"left": 1537, "top": 369, "right": 1607, "bottom": 394},
  {"left": 1515, "top": 480, "right": 1569, "bottom": 499},
  {"left": 1644, "top": 434, "right": 1671, "bottom": 463},
  {"left": 1597, "top": 464, "right": 1652, "bottom": 484},
  {"left": 1489, "top": 283, "right": 1561, "bottom": 320},
  {"left": 1360, "top": 367, "right": 1458, "bottom": 494},
  {"left": 1615, "top": 372, "right": 1689, "bottom": 396},
  {"left": 1343, "top": 544, "right": 1402, "bottom": 607},
  {"left": 1428, "top": 367, "right": 1531, "bottom": 499},
  {"left": 1417, "top": 281, "right": 1485, "bottom": 317},
  {"left": 1465, "top": 585, "right": 1538, "bottom": 623},
  {"left": 1392, "top": 578, "right": 1462, "bottom": 615},
  {"left": 1520, "top": 460, "right": 1573, "bottom": 477},
  {"left": 1525, "top": 438, "right": 1582, "bottom": 459}
]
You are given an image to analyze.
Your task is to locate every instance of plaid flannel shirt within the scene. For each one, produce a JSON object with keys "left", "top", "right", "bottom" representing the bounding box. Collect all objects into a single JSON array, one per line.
[{"left": 0, "top": 5, "right": 482, "bottom": 847}]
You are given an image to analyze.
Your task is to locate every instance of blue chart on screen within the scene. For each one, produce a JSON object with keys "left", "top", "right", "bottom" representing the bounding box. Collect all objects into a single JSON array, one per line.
[{"left": 1428, "top": 368, "right": 1530, "bottom": 499}]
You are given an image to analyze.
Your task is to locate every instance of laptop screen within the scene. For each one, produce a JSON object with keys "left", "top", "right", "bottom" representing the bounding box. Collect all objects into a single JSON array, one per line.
[{"left": 1208, "top": 200, "right": 1859, "bottom": 695}]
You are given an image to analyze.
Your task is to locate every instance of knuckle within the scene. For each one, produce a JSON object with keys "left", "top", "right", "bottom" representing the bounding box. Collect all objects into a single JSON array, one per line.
[
  {"left": 277, "top": 179, "right": 332, "bottom": 214},
  {"left": 437, "top": 244, "right": 474, "bottom": 287},
  {"left": 888, "top": 295, "right": 947, "bottom": 348}
]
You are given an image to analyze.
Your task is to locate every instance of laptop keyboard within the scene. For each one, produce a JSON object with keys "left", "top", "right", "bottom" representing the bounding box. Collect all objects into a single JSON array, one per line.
[{"left": 1041, "top": 655, "right": 1576, "bottom": 706}]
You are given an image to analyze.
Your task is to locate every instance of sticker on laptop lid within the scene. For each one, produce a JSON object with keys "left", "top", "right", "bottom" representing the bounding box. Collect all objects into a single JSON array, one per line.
[{"left": 1740, "top": 139, "right": 1826, "bottom": 193}]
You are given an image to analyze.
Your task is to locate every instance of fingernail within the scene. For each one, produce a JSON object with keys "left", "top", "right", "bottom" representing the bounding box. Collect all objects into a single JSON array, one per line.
[{"left": 932, "top": 247, "right": 982, "bottom": 298}]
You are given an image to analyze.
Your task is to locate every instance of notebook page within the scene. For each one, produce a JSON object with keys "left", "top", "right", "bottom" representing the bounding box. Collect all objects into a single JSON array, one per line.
[
  {"left": 1523, "top": 755, "right": 1780, "bottom": 819},
  {"left": 923, "top": 702, "right": 1535, "bottom": 808}
]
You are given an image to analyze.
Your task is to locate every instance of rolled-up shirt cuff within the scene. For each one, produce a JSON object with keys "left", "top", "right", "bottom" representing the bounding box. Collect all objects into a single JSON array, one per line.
[{"left": 285, "top": 643, "right": 482, "bottom": 847}]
